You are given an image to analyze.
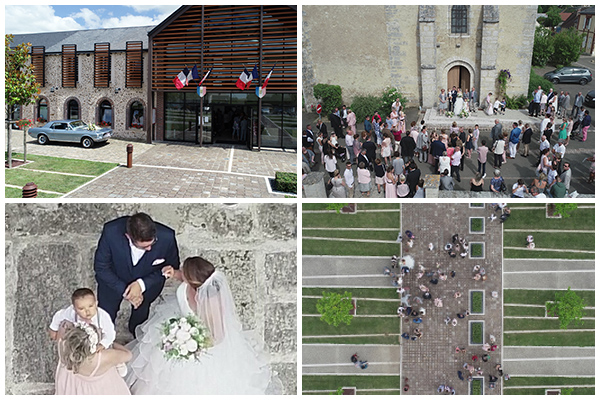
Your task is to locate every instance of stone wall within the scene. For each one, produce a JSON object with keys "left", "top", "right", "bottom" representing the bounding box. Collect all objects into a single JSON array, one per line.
[
  {"left": 302, "top": 5, "right": 537, "bottom": 109},
  {"left": 20, "top": 52, "right": 148, "bottom": 141},
  {"left": 5, "top": 203, "right": 297, "bottom": 395}
]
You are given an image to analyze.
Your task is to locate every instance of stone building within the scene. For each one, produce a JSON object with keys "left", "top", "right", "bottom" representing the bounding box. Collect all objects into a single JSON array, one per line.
[
  {"left": 5, "top": 203, "right": 297, "bottom": 394},
  {"left": 10, "top": 5, "right": 297, "bottom": 149},
  {"left": 11, "top": 27, "right": 151, "bottom": 141},
  {"left": 303, "top": 5, "right": 537, "bottom": 109}
]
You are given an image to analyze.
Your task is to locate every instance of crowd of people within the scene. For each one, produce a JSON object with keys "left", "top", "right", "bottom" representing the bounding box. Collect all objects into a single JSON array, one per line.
[{"left": 301, "top": 93, "right": 594, "bottom": 198}]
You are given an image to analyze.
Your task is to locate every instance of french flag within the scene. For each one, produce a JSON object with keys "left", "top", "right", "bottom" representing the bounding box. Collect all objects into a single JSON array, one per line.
[
  {"left": 198, "top": 66, "right": 213, "bottom": 85},
  {"left": 186, "top": 65, "right": 200, "bottom": 85},
  {"left": 262, "top": 64, "right": 276, "bottom": 90},
  {"left": 173, "top": 70, "right": 187, "bottom": 90},
  {"left": 246, "top": 64, "right": 259, "bottom": 89},
  {"left": 236, "top": 68, "right": 252, "bottom": 91}
]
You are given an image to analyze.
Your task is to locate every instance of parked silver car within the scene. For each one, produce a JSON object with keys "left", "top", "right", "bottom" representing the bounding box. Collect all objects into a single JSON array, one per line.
[
  {"left": 543, "top": 66, "right": 593, "bottom": 85},
  {"left": 28, "top": 120, "right": 112, "bottom": 148}
]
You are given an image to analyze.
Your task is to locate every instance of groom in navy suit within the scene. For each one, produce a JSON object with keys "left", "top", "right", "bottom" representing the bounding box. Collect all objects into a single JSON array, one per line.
[{"left": 94, "top": 212, "right": 180, "bottom": 335}]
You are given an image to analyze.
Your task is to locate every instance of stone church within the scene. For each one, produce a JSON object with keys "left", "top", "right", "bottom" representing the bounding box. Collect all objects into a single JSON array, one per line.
[{"left": 303, "top": 5, "right": 538, "bottom": 109}]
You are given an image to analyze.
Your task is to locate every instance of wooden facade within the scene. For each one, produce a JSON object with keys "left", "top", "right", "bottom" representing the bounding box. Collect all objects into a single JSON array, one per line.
[
  {"left": 126, "top": 41, "right": 144, "bottom": 88},
  {"left": 61, "top": 44, "right": 77, "bottom": 88},
  {"left": 94, "top": 42, "right": 111, "bottom": 88},
  {"left": 31, "top": 46, "right": 45, "bottom": 87}
]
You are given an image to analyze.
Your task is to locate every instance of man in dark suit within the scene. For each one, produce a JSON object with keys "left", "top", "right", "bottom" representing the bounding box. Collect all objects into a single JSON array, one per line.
[
  {"left": 329, "top": 108, "right": 343, "bottom": 137},
  {"left": 94, "top": 213, "right": 180, "bottom": 335}
]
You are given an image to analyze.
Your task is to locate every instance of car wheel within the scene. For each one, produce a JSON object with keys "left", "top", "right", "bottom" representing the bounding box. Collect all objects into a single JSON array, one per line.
[
  {"left": 579, "top": 78, "right": 589, "bottom": 85},
  {"left": 81, "top": 137, "right": 94, "bottom": 148},
  {"left": 37, "top": 134, "right": 49, "bottom": 145},
  {"left": 552, "top": 78, "right": 560, "bottom": 84}
]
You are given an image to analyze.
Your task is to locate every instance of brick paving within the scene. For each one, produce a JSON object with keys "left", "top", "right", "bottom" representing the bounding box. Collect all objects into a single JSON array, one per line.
[
  {"left": 7, "top": 131, "right": 297, "bottom": 198},
  {"left": 399, "top": 204, "right": 504, "bottom": 395}
]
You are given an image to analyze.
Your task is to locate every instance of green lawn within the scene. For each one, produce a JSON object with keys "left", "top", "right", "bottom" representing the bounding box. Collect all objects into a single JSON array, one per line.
[
  {"left": 5, "top": 186, "right": 61, "bottom": 198},
  {"left": 471, "top": 217, "right": 484, "bottom": 232},
  {"left": 503, "top": 376, "right": 595, "bottom": 387},
  {"left": 357, "top": 390, "right": 401, "bottom": 395},
  {"left": 303, "top": 316, "right": 400, "bottom": 336},
  {"left": 5, "top": 168, "right": 93, "bottom": 195},
  {"left": 303, "top": 297, "right": 397, "bottom": 316},
  {"left": 504, "top": 331, "right": 594, "bottom": 347},
  {"left": 14, "top": 153, "right": 117, "bottom": 175},
  {"left": 303, "top": 335, "right": 400, "bottom": 345},
  {"left": 504, "top": 306, "right": 595, "bottom": 318},
  {"left": 503, "top": 207, "right": 594, "bottom": 230},
  {"left": 471, "top": 291, "right": 484, "bottom": 314},
  {"left": 302, "top": 375, "right": 400, "bottom": 391},
  {"left": 359, "top": 204, "right": 400, "bottom": 210},
  {"left": 504, "top": 249, "right": 594, "bottom": 260},
  {"left": 303, "top": 212, "right": 400, "bottom": 229},
  {"left": 504, "top": 387, "right": 594, "bottom": 395},
  {"left": 470, "top": 378, "right": 483, "bottom": 395},
  {"left": 470, "top": 322, "right": 483, "bottom": 344},
  {"left": 303, "top": 239, "right": 400, "bottom": 256},
  {"left": 303, "top": 229, "right": 399, "bottom": 241},
  {"left": 504, "top": 290, "right": 595, "bottom": 307},
  {"left": 303, "top": 287, "right": 398, "bottom": 299},
  {"left": 303, "top": 204, "right": 338, "bottom": 210},
  {"left": 504, "top": 318, "right": 594, "bottom": 331},
  {"left": 504, "top": 232, "right": 594, "bottom": 251}
]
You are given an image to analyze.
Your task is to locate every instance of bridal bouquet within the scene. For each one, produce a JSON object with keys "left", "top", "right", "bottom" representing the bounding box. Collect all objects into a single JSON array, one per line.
[{"left": 160, "top": 315, "right": 212, "bottom": 361}]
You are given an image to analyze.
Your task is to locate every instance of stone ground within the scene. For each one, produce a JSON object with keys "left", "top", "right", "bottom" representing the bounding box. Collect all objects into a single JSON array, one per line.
[
  {"left": 302, "top": 108, "right": 595, "bottom": 198},
  {"left": 6, "top": 132, "right": 297, "bottom": 198},
  {"left": 399, "top": 204, "right": 504, "bottom": 395}
]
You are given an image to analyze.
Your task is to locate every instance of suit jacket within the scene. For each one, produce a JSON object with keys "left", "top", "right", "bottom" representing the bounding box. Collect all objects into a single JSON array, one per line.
[
  {"left": 329, "top": 113, "right": 342, "bottom": 129},
  {"left": 317, "top": 122, "right": 328, "bottom": 136},
  {"left": 94, "top": 216, "right": 180, "bottom": 296}
]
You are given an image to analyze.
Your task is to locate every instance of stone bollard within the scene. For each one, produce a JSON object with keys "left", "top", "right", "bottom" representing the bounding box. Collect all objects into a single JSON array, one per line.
[
  {"left": 423, "top": 174, "right": 440, "bottom": 198},
  {"left": 303, "top": 171, "right": 327, "bottom": 198},
  {"left": 22, "top": 182, "right": 38, "bottom": 198},
  {"left": 126, "top": 144, "right": 133, "bottom": 168}
]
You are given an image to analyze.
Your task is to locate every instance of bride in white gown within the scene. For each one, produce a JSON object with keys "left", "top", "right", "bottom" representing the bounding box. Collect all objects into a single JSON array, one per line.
[
  {"left": 125, "top": 256, "right": 281, "bottom": 395},
  {"left": 453, "top": 89, "right": 466, "bottom": 115}
]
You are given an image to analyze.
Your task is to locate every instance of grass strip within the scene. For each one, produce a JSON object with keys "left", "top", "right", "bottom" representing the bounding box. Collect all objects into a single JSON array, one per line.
[
  {"left": 503, "top": 376, "right": 595, "bottom": 387},
  {"left": 11, "top": 153, "right": 117, "bottom": 175},
  {"left": 470, "top": 322, "right": 483, "bottom": 344},
  {"left": 303, "top": 239, "right": 400, "bottom": 256},
  {"left": 303, "top": 212, "right": 400, "bottom": 229},
  {"left": 504, "top": 387, "right": 595, "bottom": 395},
  {"left": 504, "top": 249, "right": 594, "bottom": 260},
  {"left": 303, "top": 297, "right": 397, "bottom": 316},
  {"left": 503, "top": 331, "right": 594, "bottom": 347},
  {"left": 303, "top": 336, "right": 400, "bottom": 345},
  {"left": 470, "top": 378, "right": 483, "bottom": 395},
  {"left": 5, "top": 169, "right": 91, "bottom": 194},
  {"left": 359, "top": 204, "right": 400, "bottom": 210},
  {"left": 303, "top": 316, "right": 400, "bottom": 336},
  {"left": 471, "top": 217, "right": 484, "bottom": 232},
  {"left": 504, "top": 289, "right": 595, "bottom": 307},
  {"left": 504, "top": 306, "right": 595, "bottom": 318},
  {"left": 5, "top": 186, "right": 61, "bottom": 198},
  {"left": 303, "top": 204, "right": 336, "bottom": 211},
  {"left": 503, "top": 208, "right": 594, "bottom": 230},
  {"left": 504, "top": 231, "right": 595, "bottom": 251},
  {"left": 302, "top": 375, "right": 400, "bottom": 391},
  {"left": 358, "top": 390, "right": 401, "bottom": 395},
  {"left": 504, "top": 318, "right": 594, "bottom": 331},
  {"left": 303, "top": 229, "right": 399, "bottom": 241},
  {"left": 471, "top": 291, "right": 484, "bottom": 314},
  {"left": 303, "top": 287, "right": 398, "bottom": 299}
]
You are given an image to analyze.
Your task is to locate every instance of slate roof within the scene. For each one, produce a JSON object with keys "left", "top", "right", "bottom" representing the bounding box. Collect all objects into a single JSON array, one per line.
[{"left": 10, "top": 25, "right": 155, "bottom": 53}]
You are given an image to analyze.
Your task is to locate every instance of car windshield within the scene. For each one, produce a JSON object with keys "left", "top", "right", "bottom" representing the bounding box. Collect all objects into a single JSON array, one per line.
[{"left": 70, "top": 120, "right": 86, "bottom": 129}]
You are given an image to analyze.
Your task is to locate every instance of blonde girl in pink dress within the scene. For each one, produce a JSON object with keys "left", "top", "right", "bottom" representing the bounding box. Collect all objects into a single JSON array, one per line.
[
  {"left": 55, "top": 323, "right": 131, "bottom": 395},
  {"left": 390, "top": 109, "right": 399, "bottom": 131}
]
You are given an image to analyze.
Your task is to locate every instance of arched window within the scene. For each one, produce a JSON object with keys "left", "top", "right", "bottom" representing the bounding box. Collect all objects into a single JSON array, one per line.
[
  {"left": 129, "top": 101, "right": 144, "bottom": 129},
  {"left": 37, "top": 98, "right": 48, "bottom": 123},
  {"left": 99, "top": 100, "right": 112, "bottom": 127},
  {"left": 451, "top": 6, "right": 468, "bottom": 34},
  {"left": 67, "top": 99, "right": 79, "bottom": 120}
]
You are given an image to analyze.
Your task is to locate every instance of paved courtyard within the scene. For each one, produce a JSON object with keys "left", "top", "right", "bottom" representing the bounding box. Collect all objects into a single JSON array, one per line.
[
  {"left": 6, "top": 132, "right": 297, "bottom": 198},
  {"left": 400, "top": 204, "right": 503, "bottom": 395}
]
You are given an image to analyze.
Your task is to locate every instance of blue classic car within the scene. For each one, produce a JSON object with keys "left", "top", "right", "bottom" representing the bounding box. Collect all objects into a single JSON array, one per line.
[{"left": 28, "top": 120, "right": 112, "bottom": 148}]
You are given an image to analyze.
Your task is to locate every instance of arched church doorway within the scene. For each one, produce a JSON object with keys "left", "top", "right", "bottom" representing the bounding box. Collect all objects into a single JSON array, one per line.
[{"left": 447, "top": 66, "right": 470, "bottom": 91}]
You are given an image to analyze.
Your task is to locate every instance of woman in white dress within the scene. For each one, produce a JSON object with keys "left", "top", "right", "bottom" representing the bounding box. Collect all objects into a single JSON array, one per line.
[
  {"left": 125, "top": 257, "right": 280, "bottom": 395},
  {"left": 484, "top": 93, "right": 494, "bottom": 116},
  {"left": 453, "top": 89, "right": 465, "bottom": 115}
]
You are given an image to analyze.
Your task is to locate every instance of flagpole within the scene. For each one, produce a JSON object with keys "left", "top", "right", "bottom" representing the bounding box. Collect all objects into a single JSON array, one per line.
[
  {"left": 257, "top": 5, "right": 264, "bottom": 151},
  {"left": 198, "top": 5, "right": 205, "bottom": 146}
]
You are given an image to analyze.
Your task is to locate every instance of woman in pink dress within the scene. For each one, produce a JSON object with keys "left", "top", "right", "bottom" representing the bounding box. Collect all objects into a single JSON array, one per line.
[
  {"left": 384, "top": 166, "right": 397, "bottom": 198},
  {"left": 55, "top": 323, "right": 131, "bottom": 395},
  {"left": 390, "top": 109, "right": 399, "bottom": 131},
  {"left": 398, "top": 107, "right": 406, "bottom": 133}
]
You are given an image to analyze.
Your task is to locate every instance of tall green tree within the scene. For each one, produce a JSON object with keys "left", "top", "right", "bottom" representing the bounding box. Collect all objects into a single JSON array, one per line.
[
  {"left": 532, "top": 26, "right": 555, "bottom": 67},
  {"left": 5, "top": 34, "right": 40, "bottom": 168},
  {"left": 546, "top": 287, "right": 585, "bottom": 329},
  {"left": 316, "top": 291, "right": 354, "bottom": 327},
  {"left": 551, "top": 28, "right": 584, "bottom": 66},
  {"left": 543, "top": 6, "right": 563, "bottom": 29}
]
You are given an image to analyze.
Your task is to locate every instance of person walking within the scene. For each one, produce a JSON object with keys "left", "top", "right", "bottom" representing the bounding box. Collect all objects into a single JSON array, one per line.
[
  {"left": 521, "top": 123, "right": 533, "bottom": 157},
  {"left": 572, "top": 92, "right": 584, "bottom": 117},
  {"left": 492, "top": 134, "right": 506, "bottom": 169},
  {"left": 508, "top": 122, "right": 520, "bottom": 159},
  {"left": 581, "top": 110, "right": 591, "bottom": 142}
]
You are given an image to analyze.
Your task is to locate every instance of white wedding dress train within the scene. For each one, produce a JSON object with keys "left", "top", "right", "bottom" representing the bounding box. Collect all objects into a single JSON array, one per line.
[{"left": 124, "top": 272, "right": 281, "bottom": 395}]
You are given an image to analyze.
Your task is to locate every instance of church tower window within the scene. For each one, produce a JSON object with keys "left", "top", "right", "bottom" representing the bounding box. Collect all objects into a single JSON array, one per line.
[{"left": 451, "top": 6, "right": 468, "bottom": 34}]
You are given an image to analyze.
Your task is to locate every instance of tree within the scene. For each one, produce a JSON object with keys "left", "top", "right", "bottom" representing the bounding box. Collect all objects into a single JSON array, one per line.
[
  {"left": 543, "top": 6, "right": 563, "bottom": 29},
  {"left": 326, "top": 203, "right": 348, "bottom": 214},
  {"left": 5, "top": 35, "right": 41, "bottom": 168},
  {"left": 546, "top": 287, "right": 585, "bottom": 329},
  {"left": 550, "top": 28, "right": 584, "bottom": 66},
  {"left": 532, "top": 26, "right": 555, "bottom": 67},
  {"left": 316, "top": 291, "right": 354, "bottom": 327},
  {"left": 313, "top": 83, "right": 342, "bottom": 117},
  {"left": 553, "top": 203, "right": 578, "bottom": 218}
]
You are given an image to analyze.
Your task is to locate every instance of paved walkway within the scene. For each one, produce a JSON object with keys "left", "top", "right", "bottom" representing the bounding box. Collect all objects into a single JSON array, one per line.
[
  {"left": 7, "top": 131, "right": 296, "bottom": 198},
  {"left": 504, "top": 259, "right": 595, "bottom": 290},
  {"left": 302, "top": 256, "right": 396, "bottom": 288},
  {"left": 503, "top": 347, "right": 595, "bottom": 377},
  {"left": 399, "top": 204, "right": 504, "bottom": 395},
  {"left": 303, "top": 344, "right": 401, "bottom": 375}
]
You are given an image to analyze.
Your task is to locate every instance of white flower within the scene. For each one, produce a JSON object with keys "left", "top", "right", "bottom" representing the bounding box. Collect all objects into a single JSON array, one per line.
[
  {"left": 179, "top": 317, "right": 187, "bottom": 325},
  {"left": 176, "top": 330, "right": 191, "bottom": 342},
  {"left": 180, "top": 322, "right": 191, "bottom": 332},
  {"left": 185, "top": 340, "right": 198, "bottom": 353},
  {"left": 180, "top": 346, "right": 189, "bottom": 356},
  {"left": 189, "top": 327, "right": 199, "bottom": 336}
]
